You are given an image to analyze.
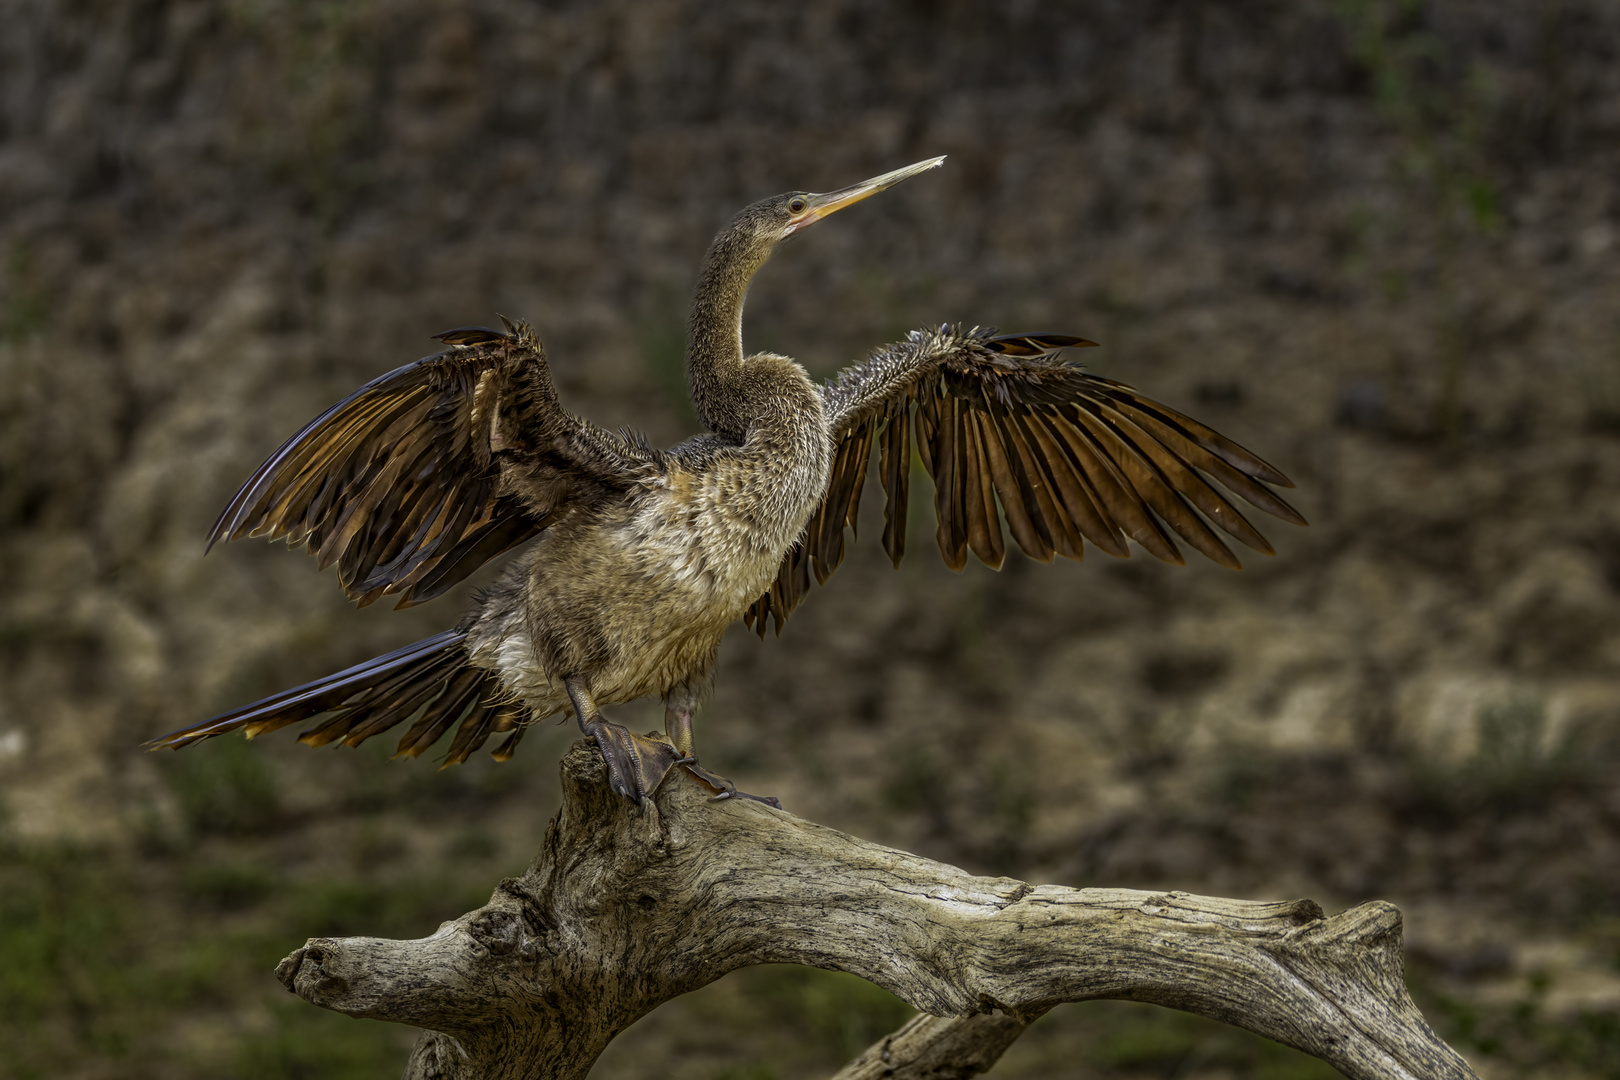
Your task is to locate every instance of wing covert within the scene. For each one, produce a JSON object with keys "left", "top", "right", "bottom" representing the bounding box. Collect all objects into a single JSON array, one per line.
[{"left": 744, "top": 326, "right": 1307, "bottom": 636}]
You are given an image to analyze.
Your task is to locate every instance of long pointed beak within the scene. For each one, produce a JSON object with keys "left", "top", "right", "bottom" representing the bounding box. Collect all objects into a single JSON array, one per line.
[{"left": 786, "top": 156, "right": 946, "bottom": 234}]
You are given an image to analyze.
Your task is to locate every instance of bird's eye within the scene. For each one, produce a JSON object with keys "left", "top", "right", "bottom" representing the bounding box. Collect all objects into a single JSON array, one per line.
[{"left": 788, "top": 196, "right": 808, "bottom": 214}]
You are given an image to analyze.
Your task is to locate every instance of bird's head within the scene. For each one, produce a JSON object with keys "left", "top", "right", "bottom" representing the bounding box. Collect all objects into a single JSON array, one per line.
[
  {"left": 713, "top": 156, "right": 947, "bottom": 274},
  {"left": 687, "top": 156, "right": 948, "bottom": 440}
]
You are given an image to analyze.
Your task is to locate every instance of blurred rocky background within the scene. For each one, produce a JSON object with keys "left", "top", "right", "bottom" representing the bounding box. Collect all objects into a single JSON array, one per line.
[{"left": 3, "top": 0, "right": 1619, "bottom": 1076}]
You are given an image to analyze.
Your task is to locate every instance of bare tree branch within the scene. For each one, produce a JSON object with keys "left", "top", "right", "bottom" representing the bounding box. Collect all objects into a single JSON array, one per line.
[
  {"left": 272, "top": 743, "right": 1478, "bottom": 1080},
  {"left": 830, "top": 1012, "right": 1038, "bottom": 1080}
]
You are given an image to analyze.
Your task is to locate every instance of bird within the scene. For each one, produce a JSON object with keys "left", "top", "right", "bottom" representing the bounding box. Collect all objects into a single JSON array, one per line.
[{"left": 149, "top": 156, "right": 1306, "bottom": 807}]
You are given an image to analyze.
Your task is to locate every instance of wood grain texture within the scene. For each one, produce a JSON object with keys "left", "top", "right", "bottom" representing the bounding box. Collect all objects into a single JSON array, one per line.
[{"left": 271, "top": 743, "right": 1479, "bottom": 1080}]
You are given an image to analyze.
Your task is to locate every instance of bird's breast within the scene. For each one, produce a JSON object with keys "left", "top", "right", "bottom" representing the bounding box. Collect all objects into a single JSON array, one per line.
[
  {"left": 469, "top": 411, "right": 831, "bottom": 708},
  {"left": 633, "top": 456, "right": 825, "bottom": 617}
]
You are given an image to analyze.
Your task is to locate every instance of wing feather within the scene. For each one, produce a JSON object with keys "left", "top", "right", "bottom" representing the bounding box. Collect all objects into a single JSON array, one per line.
[
  {"left": 841, "top": 420, "right": 872, "bottom": 530},
  {"left": 1022, "top": 409, "right": 1130, "bottom": 558},
  {"left": 810, "top": 418, "right": 872, "bottom": 583},
  {"left": 392, "top": 507, "right": 541, "bottom": 605},
  {"left": 962, "top": 408, "right": 1006, "bottom": 570},
  {"left": 1064, "top": 402, "right": 1214, "bottom": 564},
  {"left": 1044, "top": 406, "right": 1185, "bottom": 563},
  {"left": 1095, "top": 400, "right": 1275, "bottom": 555},
  {"left": 879, "top": 401, "right": 911, "bottom": 567},
  {"left": 994, "top": 401, "right": 1072, "bottom": 560},
  {"left": 977, "top": 401, "right": 1055, "bottom": 563},
  {"left": 1101, "top": 394, "right": 1308, "bottom": 526},
  {"left": 931, "top": 394, "right": 969, "bottom": 572},
  {"left": 242, "top": 391, "right": 433, "bottom": 546},
  {"left": 746, "top": 325, "right": 1306, "bottom": 634},
  {"left": 208, "top": 321, "right": 651, "bottom": 608}
]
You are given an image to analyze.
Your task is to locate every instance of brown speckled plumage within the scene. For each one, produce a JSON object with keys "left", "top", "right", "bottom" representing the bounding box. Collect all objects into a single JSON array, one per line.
[{"left": 150, "top": 158, "right": 1305, "bottom": 805}]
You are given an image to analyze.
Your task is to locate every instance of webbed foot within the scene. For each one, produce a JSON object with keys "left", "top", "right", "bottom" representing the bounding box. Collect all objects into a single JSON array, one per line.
[
  {"left": 661, "top": 693, "right": 781, "bottom": 808},
  {"left": 584, "top": 721, "right": 683, "bottom": 806},
  {"left": 565, "top": 674, "right": 684, "bottom": 806}
]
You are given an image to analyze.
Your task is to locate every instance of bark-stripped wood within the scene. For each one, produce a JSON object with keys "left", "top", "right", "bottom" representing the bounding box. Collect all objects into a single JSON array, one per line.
[{"left": 271, "top": 743, "right": 1477, "bottom": 1080}]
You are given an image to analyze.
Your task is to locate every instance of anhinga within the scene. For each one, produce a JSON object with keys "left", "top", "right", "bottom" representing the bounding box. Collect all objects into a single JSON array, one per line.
[{"left": 150, "top": 157, "right": 1306, "bottom": 806}]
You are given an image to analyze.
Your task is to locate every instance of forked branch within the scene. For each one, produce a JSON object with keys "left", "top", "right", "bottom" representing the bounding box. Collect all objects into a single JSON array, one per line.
[{"left": 273, "top": 743, "right": 1478, "bottom": 1080}]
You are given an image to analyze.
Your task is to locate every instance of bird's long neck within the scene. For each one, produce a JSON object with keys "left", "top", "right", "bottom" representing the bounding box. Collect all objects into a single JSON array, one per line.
[{"left": 686, "top": 227, "right": 772, "bottom": 442}]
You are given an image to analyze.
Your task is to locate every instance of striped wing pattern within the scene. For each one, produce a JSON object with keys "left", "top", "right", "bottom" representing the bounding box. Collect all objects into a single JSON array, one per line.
[
  {"left": 208, "top": 324, "right": 543, "bottom": 609},
  {"left": 744, "top": 328, "right": 1306, "bottom": 635}
]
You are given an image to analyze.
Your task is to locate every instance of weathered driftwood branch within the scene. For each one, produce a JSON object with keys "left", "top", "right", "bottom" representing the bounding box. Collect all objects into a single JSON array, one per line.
[
  {"left": 273, "top": 742, "right": 1477, "bottom": 1080},
  {"left": 830, "top": 1012, "right": 1040, "bottom": 1080}
]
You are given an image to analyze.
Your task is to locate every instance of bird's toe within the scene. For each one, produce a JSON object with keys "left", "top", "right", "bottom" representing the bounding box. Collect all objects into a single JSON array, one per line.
[
  {"left": 681, "top": 760, "right": 781, "bottom": 809},
  {"left": 588, "top": 722, "right": 684, "bottom": 805}
]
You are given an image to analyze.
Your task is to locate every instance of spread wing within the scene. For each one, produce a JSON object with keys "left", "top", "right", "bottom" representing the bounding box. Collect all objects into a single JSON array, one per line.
[
  {"left": 210, "top": 319, "right": 656, "bottom": 608},
  {"left": 744, "top": 325, "right": 1307, "bottom": 635}
]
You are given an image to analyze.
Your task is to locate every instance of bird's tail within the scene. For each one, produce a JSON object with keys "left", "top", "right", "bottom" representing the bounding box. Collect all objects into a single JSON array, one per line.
[{"left": 147, "top": 629, "right": 529, "bottom": 766}]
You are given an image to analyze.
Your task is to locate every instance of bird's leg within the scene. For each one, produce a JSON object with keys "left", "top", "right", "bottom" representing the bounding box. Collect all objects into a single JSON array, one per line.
[
  {"left": 663, "top": 691, "right": 698, "bottom": 762},
  {"left": 662, "top": 690, "right": 782, "bottom": 809},
  {"left": 564, "top": 675, "right": 681, "bottom": 807}
]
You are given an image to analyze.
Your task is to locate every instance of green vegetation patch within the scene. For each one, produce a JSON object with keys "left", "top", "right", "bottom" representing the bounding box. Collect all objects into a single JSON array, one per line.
[
  {"left": 234, "top": 1000, "right": 418, "bottom": 1080},
  {"left": 0, "top": 842, "right": 159, "bottom": 1078},
  {"left": 163, "top": 735, "right": 283, "bottom": 836},
  {"left": 0, "top": 827, "right": 500, "bottom": 1080},
  {"left": 1001, "top": 1000, "right": 1348, "bottom": 1079}
]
